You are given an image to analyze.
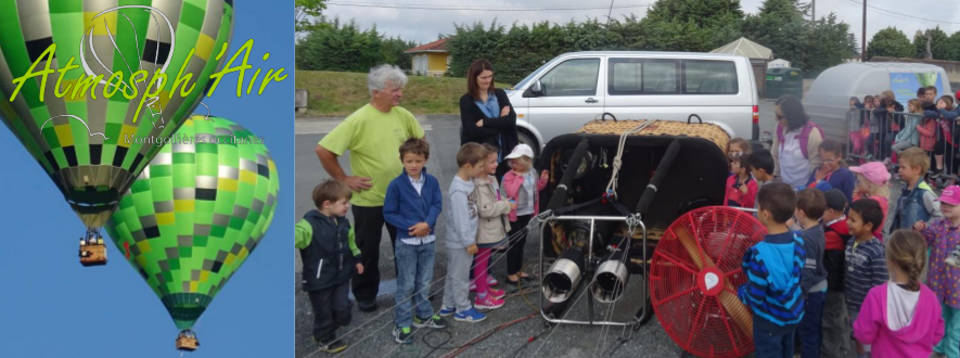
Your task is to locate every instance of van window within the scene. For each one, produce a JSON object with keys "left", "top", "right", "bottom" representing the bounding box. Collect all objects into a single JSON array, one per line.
[
  {"left": 683, "top": 60, "right": 738, "bottom": 94},
  {"left": 609, "top": 59, "right": 679, "bottom": 95},
  {"left": 538, "top": 58, "right": 600, "bottom": 96}
]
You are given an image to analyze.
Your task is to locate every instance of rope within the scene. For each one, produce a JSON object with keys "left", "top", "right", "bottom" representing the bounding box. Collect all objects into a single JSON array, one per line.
[
  {"left": 318, "top": 225, "right": 535, "bottom": 358},
  {"left": 604, "top": 121, "right": 654, "bottom": 198}
]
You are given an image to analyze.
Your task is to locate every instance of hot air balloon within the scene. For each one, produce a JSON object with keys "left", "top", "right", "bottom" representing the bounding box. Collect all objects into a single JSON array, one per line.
[
  {"left": 105, "top": 115, "right": 278, "bottom": 351},
  {"left": 0, "top": 1, "right": 234, "bottom": 265}
]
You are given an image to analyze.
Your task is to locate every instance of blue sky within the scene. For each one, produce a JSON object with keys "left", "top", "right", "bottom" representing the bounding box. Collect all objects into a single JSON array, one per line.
[{"left": 0, "top": 2, "right": 293, "bottom": 357}]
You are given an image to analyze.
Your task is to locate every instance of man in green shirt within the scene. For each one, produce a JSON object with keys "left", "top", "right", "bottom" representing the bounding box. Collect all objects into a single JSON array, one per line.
[{"left": 315, "top": 64, "right": 425, "bottom": 312}]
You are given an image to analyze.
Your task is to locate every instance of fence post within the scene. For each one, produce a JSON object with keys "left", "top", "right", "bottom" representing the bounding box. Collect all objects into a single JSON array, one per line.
[{"left": 295, "top": 89, "right": 308, "bottom": 114}]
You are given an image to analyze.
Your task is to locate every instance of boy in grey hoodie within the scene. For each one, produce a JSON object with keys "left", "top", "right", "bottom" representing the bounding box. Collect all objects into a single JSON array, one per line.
[{"left": 439, "top": 143, "right": 489, "bottom": 322}]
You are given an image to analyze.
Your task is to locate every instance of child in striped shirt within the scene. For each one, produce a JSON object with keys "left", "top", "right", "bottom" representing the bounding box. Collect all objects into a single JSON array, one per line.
[{"left": 844, "top": 198, "right": 889, "bottom": 358}]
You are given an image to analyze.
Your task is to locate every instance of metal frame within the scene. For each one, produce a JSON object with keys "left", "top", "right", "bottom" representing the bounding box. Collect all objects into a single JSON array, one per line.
[{"left": 537, "top": 215, "right": 647, "bottom": 327}]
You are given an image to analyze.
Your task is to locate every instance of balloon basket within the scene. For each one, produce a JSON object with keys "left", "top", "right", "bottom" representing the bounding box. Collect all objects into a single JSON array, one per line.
[
  {"left": 79, "top": 242, "right": 107, "bottom": 266},
  {"left": 176, "top": 331, "right": 199, "bottom": 351}
]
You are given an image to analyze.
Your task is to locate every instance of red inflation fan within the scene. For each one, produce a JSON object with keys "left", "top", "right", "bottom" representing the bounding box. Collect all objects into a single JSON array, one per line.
[{"left": 649, "top": 206, "right": 766, "bottom": 358}]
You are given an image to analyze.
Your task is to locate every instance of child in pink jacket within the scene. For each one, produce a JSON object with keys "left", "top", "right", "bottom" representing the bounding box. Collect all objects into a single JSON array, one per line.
[
  {"left": 500, "top": 144, "right": 548, "bottom": 286},
  {"left": 853, "top": 230, "right": 945, "bottom": 358}
]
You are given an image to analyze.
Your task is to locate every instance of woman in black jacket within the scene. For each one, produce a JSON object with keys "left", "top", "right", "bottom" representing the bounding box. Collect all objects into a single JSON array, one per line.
[{"left": 459, "top": 59, "right": 518, "bottom": 178}]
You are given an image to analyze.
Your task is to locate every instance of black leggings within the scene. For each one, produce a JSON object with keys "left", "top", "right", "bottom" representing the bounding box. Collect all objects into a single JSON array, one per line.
[{"left": 506, "top": 214, "right": 531, "bottom": 275}]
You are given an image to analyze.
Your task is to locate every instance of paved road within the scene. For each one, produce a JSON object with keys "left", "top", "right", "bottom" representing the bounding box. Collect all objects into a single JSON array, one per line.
[{"left": 293, "top": 102, "right": 789, "bottom": 358}]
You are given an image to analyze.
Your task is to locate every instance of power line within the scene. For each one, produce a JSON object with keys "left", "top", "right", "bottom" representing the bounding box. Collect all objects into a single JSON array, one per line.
[
  {"left": 325, "top": 1, "right": 652, "bottom": 12},
  {"left": 843, "top": 0, "right": 960, "bottom": 26}
]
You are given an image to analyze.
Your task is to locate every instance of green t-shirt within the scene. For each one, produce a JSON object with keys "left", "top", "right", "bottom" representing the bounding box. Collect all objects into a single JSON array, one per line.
[{"left": 318, "top": 104, "right": 424, "bottom": 206}]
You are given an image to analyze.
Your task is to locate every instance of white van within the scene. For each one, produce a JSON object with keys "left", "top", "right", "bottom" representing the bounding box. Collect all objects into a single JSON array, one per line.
[
  {"left": 803, "top": 62, "right": 953, "bottom": 143},
  {"left": 506, "top": 51, "right": 760, "bottom": 151}
]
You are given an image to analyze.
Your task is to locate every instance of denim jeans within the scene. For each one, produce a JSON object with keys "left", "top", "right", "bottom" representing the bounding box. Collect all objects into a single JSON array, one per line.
[
  {"left": 394, "top": 240, "right": 436, "bottom": 328},
  {"left": 799, "top": 291, "right": 825, "bottom": 358},
  {"left": 754, "top": 322, "right": 796, "bottom": 358}
]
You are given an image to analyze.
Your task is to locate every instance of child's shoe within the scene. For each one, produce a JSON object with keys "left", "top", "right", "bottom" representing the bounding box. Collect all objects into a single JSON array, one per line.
[
  {"left": 487, "top": 287, "right": 506, "bottom": 299},
  {"left": 474, "top": 294, "right": 505, "bottom": 310},
  {"left": 393, "top": 326, "right": 413, "bottom": 344},
  {"left": 946, "top": 245, "right": 960, "bottom": 267},
  {"left": 487, "top": 276, "right": 499, "bottom": 286},
  {"left": 413, "top": 314, "right": 448, "bottom": 329},
  {"left": 438, "top": 306, "right": 456, "bottom": 317},
  {"left": 318, "top": 339, "right": 347, "bottom": 353},
  {"left": 453, "top": 307, "right": 487, "bottom": 322},
  {"left": 469, "top": 282, "right": 477, "bottom": 292}
]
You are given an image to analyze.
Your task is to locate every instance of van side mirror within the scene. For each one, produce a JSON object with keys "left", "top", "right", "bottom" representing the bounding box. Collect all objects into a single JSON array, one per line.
[{"left": 524, "top": 80, "right": 543, "bottom": 97}]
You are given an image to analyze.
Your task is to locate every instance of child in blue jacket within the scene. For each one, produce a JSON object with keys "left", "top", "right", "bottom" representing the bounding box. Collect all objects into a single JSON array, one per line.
[
  {"left": 739, "top": 182, "right": 806, "bottom": 358},
  {"left": 383, "top": 138, "right": 447, "bottom": 344}
]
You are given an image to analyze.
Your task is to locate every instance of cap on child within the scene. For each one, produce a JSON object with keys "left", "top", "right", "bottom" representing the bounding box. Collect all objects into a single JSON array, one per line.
[
  {"left": 505, "top": 144, "right": 535, "bottom": 160},
  {"left": 849, "top": 162, "right": 890, "bottom": 185},
  {"left": 940, "top": 185, "right": 960, "bottom": 206}
]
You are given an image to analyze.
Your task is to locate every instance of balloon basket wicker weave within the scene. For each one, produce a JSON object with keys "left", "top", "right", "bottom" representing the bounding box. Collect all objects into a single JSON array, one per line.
[
  {"left": 176, "top": 330, "right": 199, "bottom": 351},
  {"left": 79, "top": 243, "right": 107, "bottom": 267}
]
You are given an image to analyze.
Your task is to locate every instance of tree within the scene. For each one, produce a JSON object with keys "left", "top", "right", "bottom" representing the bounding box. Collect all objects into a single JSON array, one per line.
[
  {"left": 913, "top": 27, "right": 949, "bottom": 60},
  {"left": 947, "top": 31, "right": 960, "bottom": 61},
  {"left": 866, "top": 27, "right": 912, "bottom": 59},
  {"left": 295, "top": 0, "right": 326, "bottom": 33},
  {"left": 295, "top": 18, "right": 383, "bottom": 72},
  {"left": 743, "top": 0, "right": 856, "bottom": 75},
  {"left": 638, "top": 0, "right": 745, "bottom": 51},
  {"left": 800, "top": 14, "right": 857, "bottom": 74}
]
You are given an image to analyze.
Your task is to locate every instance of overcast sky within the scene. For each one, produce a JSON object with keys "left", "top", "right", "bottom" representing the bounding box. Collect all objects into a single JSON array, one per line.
[{"left": 319, "top": 0, "right": 960, "bottom": 50}]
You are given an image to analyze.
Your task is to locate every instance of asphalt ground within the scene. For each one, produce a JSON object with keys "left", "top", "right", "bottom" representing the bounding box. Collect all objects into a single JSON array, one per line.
[{"left": 293, "top": 101, "right": 887, "bottom": 358}]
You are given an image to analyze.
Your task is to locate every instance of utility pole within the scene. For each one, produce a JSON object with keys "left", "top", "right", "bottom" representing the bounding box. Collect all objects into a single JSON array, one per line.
[
  {"left": 861, "top": 0, "right": 867, "bottom": 62},
  {"left": 812, "top": 0, "right": 815, "bottom": 21}
]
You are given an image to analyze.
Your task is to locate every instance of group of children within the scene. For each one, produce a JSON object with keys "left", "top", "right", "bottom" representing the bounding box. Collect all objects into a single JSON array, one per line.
[
  {"left": 298, "top": 139, "right": 546, "bottom": 353},
  {"left": 849, "top": 87, "right": 960, "bottom": 184},
  {"left": 731, "top": 133, "right": 960, "bottom": 357}
]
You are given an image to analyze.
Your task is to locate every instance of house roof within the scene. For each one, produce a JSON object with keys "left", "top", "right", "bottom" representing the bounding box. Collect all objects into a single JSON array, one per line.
[
  {"left": 405, "top": 38, "right": 448, "bottom": 54},
  {"left": 710, "top": 37, "right": 773, "bottom": 60}
]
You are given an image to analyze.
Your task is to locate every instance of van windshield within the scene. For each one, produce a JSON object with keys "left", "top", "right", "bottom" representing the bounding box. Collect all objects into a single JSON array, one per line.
[{"left": 511, "top": 61, "right": 551, "bottom": 90}]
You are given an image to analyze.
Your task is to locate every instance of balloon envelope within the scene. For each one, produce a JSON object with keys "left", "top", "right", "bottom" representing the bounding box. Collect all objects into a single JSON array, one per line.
[
  {"left": 105, "top": 115, "right": 278, "bottom": 330},
  {"left": 0, "top": 1, "right": 234, "bottom": 228}
]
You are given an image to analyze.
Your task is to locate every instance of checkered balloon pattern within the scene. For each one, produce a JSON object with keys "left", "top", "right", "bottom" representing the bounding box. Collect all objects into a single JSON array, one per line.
[
  {"left": 105, "top": 116, "right": 278, "bottom": 330},
  {"left": 0, "top": 0, "right": 234, "bottom": 229}
]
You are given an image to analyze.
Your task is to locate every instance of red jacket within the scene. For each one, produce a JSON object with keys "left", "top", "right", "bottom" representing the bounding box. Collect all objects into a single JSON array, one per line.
[
  {"left": 824, "top": 218, "right": 850, "bottom": 251},
  {"left": 724, "top": 174, "right": 757, "bottom": 208}
]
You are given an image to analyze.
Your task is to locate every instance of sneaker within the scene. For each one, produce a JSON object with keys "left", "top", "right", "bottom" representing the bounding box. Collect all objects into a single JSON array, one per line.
[
  {"left": 453, "top": 307, "right": 487, "bottom": 322},
  {"left": 438, "top": 306, "right": 456, "bottom": 317},
  {"left": 487, "top": 276, "right": 499, "bottom": 286},
  {"left": 318, "top": 339, "right": 347, "bottom": 353},
  {"left": 413, "top": 314, "right": 447, "bottom": 329},
  {"left": 393, "top": 326, "right": 413, "bottom": 344},
  {"left": 487, "top": 287, "right": 506, "bottom": 299},
  {"left": 469, "top": 282, "right": 477, "bottom": 292},
  {"left": 474, "top": 294, "right": 505, "bottom": 310},
  {"left": 946, "top": 245, "right": 960, "bottom": 267}
]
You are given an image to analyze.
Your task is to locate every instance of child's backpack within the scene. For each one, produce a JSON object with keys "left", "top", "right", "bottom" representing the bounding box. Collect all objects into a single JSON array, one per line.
[{"left": 776, "top": 121, "right": 823, "bottom": 159}]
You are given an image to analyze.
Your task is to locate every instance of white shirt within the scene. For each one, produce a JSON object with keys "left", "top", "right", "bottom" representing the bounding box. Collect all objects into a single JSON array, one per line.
[
  {"left": 886, "top": 281, "right": 920, "bottom": 330},
  {"left": 408, "top": 174, "right": 424, "bottom": 195},
  {"left": 401, "top": 173, "right": 436, "bottom": 245},
  {"left": 779, "top": 127, "right": 812, "bottom": 189}
]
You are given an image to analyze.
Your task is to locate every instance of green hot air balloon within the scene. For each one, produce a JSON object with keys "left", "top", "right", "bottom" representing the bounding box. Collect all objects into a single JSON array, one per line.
[
  {"left": 0, "top": 1, "right": 234, "bottom": 265},
  {"left": 105, "top": 116, "right": 278, "bottom": 351}
]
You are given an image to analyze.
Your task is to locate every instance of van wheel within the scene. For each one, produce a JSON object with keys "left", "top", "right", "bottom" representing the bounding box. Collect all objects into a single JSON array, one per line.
[{"left": 518, "top": 130, "right": 539, "bottom": 156}]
